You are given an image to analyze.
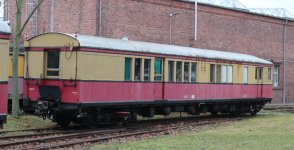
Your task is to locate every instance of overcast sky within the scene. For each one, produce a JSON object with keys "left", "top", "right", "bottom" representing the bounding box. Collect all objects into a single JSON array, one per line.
[{"left": 238, "top": 0, "right": 294, "bottom": 14}]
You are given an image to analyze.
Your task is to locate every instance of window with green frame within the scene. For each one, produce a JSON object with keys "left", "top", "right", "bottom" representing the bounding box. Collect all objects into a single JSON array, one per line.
[
  {"left": 154, "top": 59, "right": 163, "bottom": 81},
  {"left": 124, "top": 58, "right": 132, "bottom": 81}
]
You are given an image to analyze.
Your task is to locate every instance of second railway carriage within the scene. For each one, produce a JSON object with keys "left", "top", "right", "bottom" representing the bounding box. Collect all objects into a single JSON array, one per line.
[
  {"left": 23, "top": 33, "right": 272, "bottom": 127},
  {"left": 8, "top": 53, "right": 25, "bottom": 111},
  {"left": 0, "top": 21, "right": 11, "bottom": 129}
]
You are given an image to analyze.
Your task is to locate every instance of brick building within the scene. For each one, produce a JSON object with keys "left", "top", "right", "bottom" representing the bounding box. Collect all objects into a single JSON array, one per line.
[{"left": 4, "top": 0, "right": 294, "bottom": 104}]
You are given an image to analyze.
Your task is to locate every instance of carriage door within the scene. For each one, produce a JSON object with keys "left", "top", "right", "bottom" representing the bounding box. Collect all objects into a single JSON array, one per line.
[
  {"left": 154, "top": 58, "right": 164, "bottom": 100},
  {"left": 256, "top": 67, "right": 263, "bottom": 98}
]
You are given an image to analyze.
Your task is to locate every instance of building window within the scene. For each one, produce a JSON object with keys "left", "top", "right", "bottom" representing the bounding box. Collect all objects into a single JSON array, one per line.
[
  {"left": 184, "top": 62, "right": 190, "bottom": 82},
  {"left": 244, "top": 66, "right": 248, "bottom": 84},
  {"left": 26, "top": 0, "right": 38, "bottom": 37},
  {"left": 154, "top": 59, "right": 163, "bottom": 81},
  {"left": 255, "top": 67, "right": 263, "bottom": 80},
  {"left": 168, "top": 61, "right": 174, "bottom": 82},
  {"left": 144, "top": 59, "right": 151, "bottom": 81},
  {"left": 228, "top": 65, "right": 233, "bottom": 83},
  {"left": 46, "top": 51, "right": 60, "bottom": 77},
  {"left": 124, "top": 58, "right": 132, "bottom": 81},
  {"left": 134, "top": 58, "right": 142, "bottom": 81},
  {"left": 176, "top": 62, "right": 182, "bottom": 82},
  {"left": 191, "top": 63, "right": 197, "bottom": 82},
  {"left": 210, "top": 64, "right": 215, "bottom": 83},
  {"left": 273, "top": 65, "right": 279, "bottom": 87}
]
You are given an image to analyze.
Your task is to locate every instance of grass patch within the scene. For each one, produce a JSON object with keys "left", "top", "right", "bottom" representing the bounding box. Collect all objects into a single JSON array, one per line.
[
  {"left": 94, "top": 113, "right": 294, "bottom": 150},
  {"left": 3, "top": 115, "right": 56, "bottom": 131}
]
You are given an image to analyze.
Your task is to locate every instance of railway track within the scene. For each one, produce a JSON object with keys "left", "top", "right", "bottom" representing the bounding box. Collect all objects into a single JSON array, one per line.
[
  {"left": 0, "top": 116, "right": 244, "bottom": 150},
  {"left": 263, "top": 104, "right": 294, "bottom": 113},
  {"left": 0, "top": 127, "right": 59, "bottom": 135}
]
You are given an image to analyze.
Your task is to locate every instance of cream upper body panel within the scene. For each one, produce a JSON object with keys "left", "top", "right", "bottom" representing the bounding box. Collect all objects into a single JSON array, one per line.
[{"left": 0, "top": 39, "right": 9, "bottom": 81}]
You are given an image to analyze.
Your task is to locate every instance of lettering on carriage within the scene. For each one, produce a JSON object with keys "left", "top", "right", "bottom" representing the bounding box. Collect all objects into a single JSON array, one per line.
[
  {"left": 72, "top": 91, "right": 78, "bottom": 96},
  {"left": 29, "top": 88, "right": 35, "bottom": 91}
]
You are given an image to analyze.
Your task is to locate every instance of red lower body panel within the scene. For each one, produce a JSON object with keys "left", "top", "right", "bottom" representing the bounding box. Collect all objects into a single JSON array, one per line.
[
  {"left": 8, "top": 78, "right": 24, "bottom": 99},
  {"left": 0, "top": 83, "right": 8, "bottom": 115},
  {"left": 24, "top": 80, "right": 272, "bottom": 104}
]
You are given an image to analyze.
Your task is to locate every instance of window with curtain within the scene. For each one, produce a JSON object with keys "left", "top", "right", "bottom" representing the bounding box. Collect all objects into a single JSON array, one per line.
[{"left": 191, "top": 63, "right": 197, "bottom": 82}]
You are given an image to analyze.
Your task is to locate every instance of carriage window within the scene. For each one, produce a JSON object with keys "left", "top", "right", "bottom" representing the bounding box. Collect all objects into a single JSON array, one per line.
[
  {"left": 216, "top": 65, "right": 222, "bottom": 83},
  {"left": 184, "top": 62, "right": 190, "bottom": 82},
  {"left": 244, "top": 66, "right": 248, "bottom": 84},
  {"left": 46, "top": 51, "right": 60, "bottom": 77},
  {"left": 210, "top": 64, "right": 215, "bottom": 83},
  {"left": 267, "top": 68, "right": 272, "bottom": 80},
  {"left": 134, "top": 58, "right": 142, "bottom": 81},
  {"left": 221, "top": 65, "right": 227, "bottom": 83},
  {"left": 191, "top": 63, "right": 197, "bottom": 82},
  {"left": 228, "top": 65, "right": 233, "bottom": 83},
  {"left": 124, "top": 58, "right": 132, "bottom": 81},
  {"left": 176, "top": 62, "right": 182, "bottom": 82},
  {"left": 273, "top": 65, "right": 279, "bottom": 87},
  {"left": 144, "top": 59, "right": 151, "bottom": 81},
  {"left": 255, "top": 67, "right": 263, "bottom": 80},
  {"left": 216, "top": 65, "right": 221, "bottom": 83},
  {"left": 168, "top": 61, "right": 174, "bottom": 82},
  {"left": 154, "top": 59, "right": 163, "bottom": 81}
]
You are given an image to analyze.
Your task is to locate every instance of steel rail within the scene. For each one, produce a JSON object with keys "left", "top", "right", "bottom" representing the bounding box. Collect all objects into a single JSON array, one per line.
[
  {"left": 0, "top": 128, "right": 127, "bottom": 148},
  {"left": 27, "top": 119, "right": 238, "bottom": 150}
]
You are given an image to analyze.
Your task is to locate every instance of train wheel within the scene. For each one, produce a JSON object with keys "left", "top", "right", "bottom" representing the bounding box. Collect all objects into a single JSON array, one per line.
[
  {"left": 54, "top": 112, "right": 71, "bottom": 128},
  {"left": 0, "top": 121, "right": 3, "bottom": 129},
  {"left": 250, "top": 105, "right": 258, "bottom": 116},
  {"left": 57, "top": 120, "right": 71, "bottom": 128},
  {"left": 129, "top": 111, "right": 138, "bottom": 121},
  {"left": 210, "top": 111, "right": 218, "bottom": 116}
]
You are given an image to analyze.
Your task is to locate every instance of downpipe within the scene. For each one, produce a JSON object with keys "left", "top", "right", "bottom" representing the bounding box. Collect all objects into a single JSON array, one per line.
[{"left": 283, "top": 19, "right": 288, "bottom": 104}]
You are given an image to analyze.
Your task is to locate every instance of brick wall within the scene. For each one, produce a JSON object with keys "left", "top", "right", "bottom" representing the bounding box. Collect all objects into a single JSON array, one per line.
[{"left": 5, "top": 0, "right": 294, "bottom": 103}]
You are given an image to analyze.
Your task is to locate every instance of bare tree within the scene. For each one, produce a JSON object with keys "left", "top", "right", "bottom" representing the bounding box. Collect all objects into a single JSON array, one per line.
[{"left": 12, "top": 0, "right": 44, "bottom": 116}]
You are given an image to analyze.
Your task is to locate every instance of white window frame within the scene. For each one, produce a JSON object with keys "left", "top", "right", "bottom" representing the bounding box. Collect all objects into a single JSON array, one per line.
[
  {"left": 244, "top": 66, "right": 248, "bottom": 84},
  {"left": 228, "top": 65, "right": 233, "bottom": 83},
  {"left": 221, "top": 65, "right": 227, "bottom": 83},
  {"left": 273, "top": 65, "right": 279, "bottom": 87}
]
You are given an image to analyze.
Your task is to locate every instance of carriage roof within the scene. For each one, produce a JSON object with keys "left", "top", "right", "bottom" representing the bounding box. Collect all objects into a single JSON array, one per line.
[
  {"left": 0, "top": 21, "right": 11, "bottom": 34},
  {"left": 74, "top": 34, "right": 272, "bottom": 65},
  {"left": 27, "top": 33, "right": 273, "bottom": 65}
]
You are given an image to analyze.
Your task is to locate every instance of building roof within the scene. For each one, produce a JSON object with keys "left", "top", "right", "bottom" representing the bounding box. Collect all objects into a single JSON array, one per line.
[
  {"left": 0, "top": 21, "right": 11, "bottom": 34},
  {"left": 56, "top": 33, "right": 272, "bottom": 65},
  {"left": 182, "top": 0, "right": 294, "bottom": 20},
  {"left": 249, "top": 8, "right": 294, "bottom": 19}
]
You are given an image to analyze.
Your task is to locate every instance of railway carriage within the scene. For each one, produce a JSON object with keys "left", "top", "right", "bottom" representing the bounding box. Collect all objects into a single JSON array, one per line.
[
  {"left": 23, "top": 33, "right": 272, "bottom": 127},
  {"left": 8, "top": 53, "right": 25, "bottom": 111},
  {"left": 0, "top": 21, "right": 11, "bottom": 129}
]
